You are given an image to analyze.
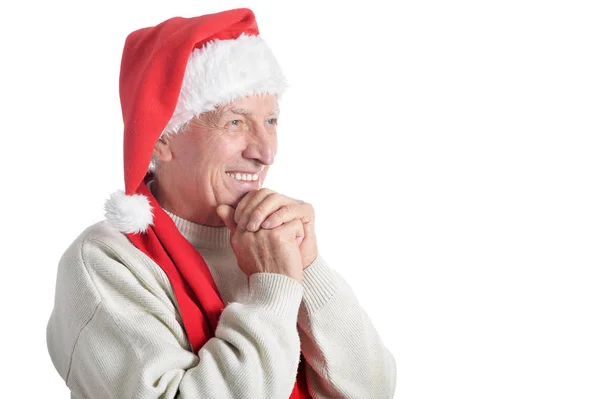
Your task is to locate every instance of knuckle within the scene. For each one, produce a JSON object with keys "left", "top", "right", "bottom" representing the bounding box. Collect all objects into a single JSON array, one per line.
[
  {"left": 270, "top": 209, "right": 285, "bottom": 224},
  {"left": 235, "top": 191, "right": 258, "bottom": 221},
  {"left": 265, "top": 229, "right": 281, "bottom": 243},
  {"left": 240, "top": 230, "right": 255, "bottom": 245},
  {"left": 252, "top": 204, "right": 267, "bottom": 220},
  {"left": 275, "top": 205, "right": 291, "bottom": 221},
  {"left": 234, "top": 208, "right": 244, "bottom": 224},
  {"left": 260, "top": 228, "right": 271, "bottom": 238},
  {"left": 303, "top": 203, "right": 315, "bottom": 222},
  {"left": 281, "top": 204, "right": 292, "bottom": 215},
  {"left": 240, "top": 204, "right": 258, "bottom": 225},
  {"left": 264, "top": 192, "right": 279, "bottom": 203},
  {"left": 271, "top": 224, "right": 288, "bottom": 236}
]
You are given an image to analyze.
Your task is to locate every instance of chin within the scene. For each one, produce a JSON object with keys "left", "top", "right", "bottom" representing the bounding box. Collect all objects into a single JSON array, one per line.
[
  {"left": 218, "top": 192, "right": 246, "bottom": 209},
  {"left": 230, "top": 198, "right": 242, "bottom": 209}
]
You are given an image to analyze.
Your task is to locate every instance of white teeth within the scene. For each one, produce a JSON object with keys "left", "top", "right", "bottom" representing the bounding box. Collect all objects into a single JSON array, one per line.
[{"left": 227, "top": 172, "right": 259, "bottom": 182}]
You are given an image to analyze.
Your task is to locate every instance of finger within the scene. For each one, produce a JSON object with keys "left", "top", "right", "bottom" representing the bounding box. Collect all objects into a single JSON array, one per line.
[
  {"left": 234, "top": 188, "right": 273, "bottom": 228},
  {"left": 244, "top": 193, "right": 297, "bottom": 232},
  {"left": 216, "top": 204, "right": 237, "bottom": 232},
  {"left": 276, "top": 219, "right": 305, "bottom": 244},
  {"left": 238, "top": 190, "right": 286, "bottom": 231},
  {"left": 261, "top": 202, "right": 313, "bottom": 230}
]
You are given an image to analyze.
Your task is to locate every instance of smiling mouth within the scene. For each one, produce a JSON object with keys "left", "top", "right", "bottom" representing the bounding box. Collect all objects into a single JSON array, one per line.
[{"left": 225, "top": 171, "right": 260, "bottom": 182}]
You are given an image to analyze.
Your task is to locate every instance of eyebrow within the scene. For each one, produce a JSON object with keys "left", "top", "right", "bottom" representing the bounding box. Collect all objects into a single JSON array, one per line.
[{"left": 231, "top": 107, "right": 280, "bottom": 117}]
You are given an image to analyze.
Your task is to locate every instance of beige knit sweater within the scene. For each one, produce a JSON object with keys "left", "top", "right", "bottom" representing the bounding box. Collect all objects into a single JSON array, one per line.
[{"left": 46, "top": 212, "right": 396, "bottom": 398}]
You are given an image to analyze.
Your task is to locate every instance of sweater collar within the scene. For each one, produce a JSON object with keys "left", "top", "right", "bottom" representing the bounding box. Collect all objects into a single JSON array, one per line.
[{"left": 164, "top": 210, "right": 231, "bottom": 250}]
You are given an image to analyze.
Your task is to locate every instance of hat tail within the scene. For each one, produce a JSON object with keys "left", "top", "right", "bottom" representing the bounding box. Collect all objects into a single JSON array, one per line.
[{"left": 104, "top": 190, "right": 153, "bottom": 234}]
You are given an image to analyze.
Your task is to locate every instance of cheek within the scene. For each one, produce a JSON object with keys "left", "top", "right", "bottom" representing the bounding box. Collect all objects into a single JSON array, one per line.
[
  {"left": 204, "top": 138, "right": 245, "bottom": 176},
  {"left": 179, "top": 132, "right": 235, "bottom": 169},
  {"left": 214, "top": 140, "right": 241, "bottom": 163}
]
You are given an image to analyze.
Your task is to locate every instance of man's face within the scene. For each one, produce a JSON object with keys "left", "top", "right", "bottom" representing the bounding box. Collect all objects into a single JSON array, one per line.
[{"left": 155, "top": 94, "right": 279, "bottom": 210}]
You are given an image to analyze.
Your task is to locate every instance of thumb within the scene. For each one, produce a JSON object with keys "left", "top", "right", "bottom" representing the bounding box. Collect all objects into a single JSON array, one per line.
[{"left": 216, "top": 204, "right": 237, "bottom": 232}]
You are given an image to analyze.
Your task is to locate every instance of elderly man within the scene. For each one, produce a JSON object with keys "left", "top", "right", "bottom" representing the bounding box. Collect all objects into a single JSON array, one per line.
[{"left": 46, "top": 8, "right": 397, "bottom": 399}]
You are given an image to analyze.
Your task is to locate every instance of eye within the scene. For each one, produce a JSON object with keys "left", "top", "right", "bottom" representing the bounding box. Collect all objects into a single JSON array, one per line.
[
  {"left": 225, "top": 119, "right": 244, "bottom": 130},
  {"left": 267, "top": 118, "right": 277, "bottom": 125}
]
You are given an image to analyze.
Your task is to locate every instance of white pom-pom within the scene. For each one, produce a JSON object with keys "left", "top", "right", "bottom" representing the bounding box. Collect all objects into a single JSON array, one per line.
[{"left": 104, "top": 190, "right": 154, "bottom": 234}]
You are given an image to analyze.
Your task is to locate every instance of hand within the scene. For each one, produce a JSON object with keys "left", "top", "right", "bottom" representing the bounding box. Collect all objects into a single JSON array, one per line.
[
  {"left": 233, "top": 188, "right": 318, "bottom": 270},
  {"left": 216, "top": 204, "right": 305, "bottom": 283}
]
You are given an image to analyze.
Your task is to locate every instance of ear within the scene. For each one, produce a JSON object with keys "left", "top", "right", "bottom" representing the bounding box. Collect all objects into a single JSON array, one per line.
[{"left": 153, "top": 135, "right": 173, "bottom": 163}]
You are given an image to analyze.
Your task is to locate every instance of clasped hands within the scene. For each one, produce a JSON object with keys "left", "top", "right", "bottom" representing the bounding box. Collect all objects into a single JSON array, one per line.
[{"left": 216, "top": 188, "right": 318, "bottom": 271}]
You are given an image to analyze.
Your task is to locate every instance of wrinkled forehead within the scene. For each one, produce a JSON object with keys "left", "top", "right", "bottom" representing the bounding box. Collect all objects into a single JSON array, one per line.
[{"left": 210, "top": 95, "right": 281, "bottom": 118}]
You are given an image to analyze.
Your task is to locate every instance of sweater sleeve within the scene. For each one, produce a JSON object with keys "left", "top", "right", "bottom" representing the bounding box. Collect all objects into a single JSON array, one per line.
[
  {"left": 297, "top": 255, "right": 397, "bottom": 399},
  {"left": 47, "top": 230, "right": 304, "bottom": 399}
]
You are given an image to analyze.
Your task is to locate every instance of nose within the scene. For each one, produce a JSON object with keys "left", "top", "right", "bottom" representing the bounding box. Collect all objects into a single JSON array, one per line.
[{"left": 242, "top": 123, "right": 276, "bottom": 166}]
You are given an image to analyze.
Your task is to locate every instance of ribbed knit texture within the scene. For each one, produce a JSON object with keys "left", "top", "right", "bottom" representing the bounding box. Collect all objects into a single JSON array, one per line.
[{"left": 46, "top": 212, "right": 397, "bottom": 398}]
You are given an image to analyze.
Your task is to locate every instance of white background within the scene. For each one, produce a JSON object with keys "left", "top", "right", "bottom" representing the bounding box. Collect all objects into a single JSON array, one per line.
[{"left": 1, "top": 0, "right": 598, "bottom": 398}]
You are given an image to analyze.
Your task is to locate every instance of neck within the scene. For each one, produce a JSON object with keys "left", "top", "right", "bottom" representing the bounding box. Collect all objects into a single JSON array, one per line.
[
  {"left": 150, "top": 175, "right": 225, "bottom": 227},
  {"left": 164, "top": 209, "right": 231, "bottom": 249}
]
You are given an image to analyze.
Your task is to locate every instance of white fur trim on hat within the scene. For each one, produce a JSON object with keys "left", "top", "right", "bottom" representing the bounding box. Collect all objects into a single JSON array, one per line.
[
  {"left": 163, "top": 33, "right": 288, "bottom": 135},
  {"left": 104, "top": 190, "right": 154, "bottom": 234}
]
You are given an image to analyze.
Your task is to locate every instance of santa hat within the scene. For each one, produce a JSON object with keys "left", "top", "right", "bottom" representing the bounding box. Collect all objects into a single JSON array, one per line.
[{"left": 104, "top": 8, "right": 287, "bottom": 233}]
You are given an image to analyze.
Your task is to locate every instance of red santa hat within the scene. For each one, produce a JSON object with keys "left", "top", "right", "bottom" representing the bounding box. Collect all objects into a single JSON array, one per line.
[{"left": 104, "top": 8, "right": 287, "bottom": 233}]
